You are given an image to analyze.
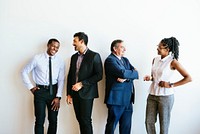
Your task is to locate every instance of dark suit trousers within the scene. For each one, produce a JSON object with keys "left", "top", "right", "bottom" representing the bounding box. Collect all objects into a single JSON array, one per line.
[
  {"left": 105, "top": 103, "right": 133, "bottom": 134},
  {"left": 34, "top": 86, "right": 58, "bottom": 134},
  {"left": 73, "top": 92, "right": 94, "bottom": 134}
]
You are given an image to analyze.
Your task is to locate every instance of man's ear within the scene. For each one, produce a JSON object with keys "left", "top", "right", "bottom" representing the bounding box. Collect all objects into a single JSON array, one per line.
[
  {"left": 113, "top": 47, "right": 117, "bottom": 52},
  {"left": 80, "top": 39, "right": 84, "bottom": 44}
]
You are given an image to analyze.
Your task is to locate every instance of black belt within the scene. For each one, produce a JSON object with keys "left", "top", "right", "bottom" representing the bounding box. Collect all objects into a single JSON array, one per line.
[{"left": 36, "top": 84, "right": 57, "bottom": 89}]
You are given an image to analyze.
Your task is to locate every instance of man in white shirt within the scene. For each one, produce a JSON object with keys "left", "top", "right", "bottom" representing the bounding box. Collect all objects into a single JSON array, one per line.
[{"left": 21, "top": 38, "right": 65, "bottom": 134}]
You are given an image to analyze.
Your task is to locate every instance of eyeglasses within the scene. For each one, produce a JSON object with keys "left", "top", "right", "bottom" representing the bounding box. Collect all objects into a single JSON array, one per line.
[{"left": 157, "top": 45, "right": 167, "bottom": 50}]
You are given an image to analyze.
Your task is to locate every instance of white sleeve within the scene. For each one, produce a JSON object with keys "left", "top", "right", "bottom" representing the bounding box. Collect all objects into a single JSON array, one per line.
[
  {"left": 56, "top": 60, "right": 66, "bottom": 97},
  {"left": 21, "top": 57, "right": 36, "bottom": 90}
]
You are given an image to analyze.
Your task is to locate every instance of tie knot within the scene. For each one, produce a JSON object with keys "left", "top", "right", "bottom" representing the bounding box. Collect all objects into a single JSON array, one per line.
[
  {"left": 120, "top": 59, "right": 124, "bottom": 65},
  {"left": 49, "top": 57, "right": 51, "bottom": 60}
]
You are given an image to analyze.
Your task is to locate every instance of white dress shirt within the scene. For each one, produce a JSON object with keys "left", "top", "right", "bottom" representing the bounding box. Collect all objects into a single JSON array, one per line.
[
  {"left": 149, "top": 55, "right": 175, "bottom": 96},
  {"left": 21, "top": 52, "right": 65, "bottom": 97}
]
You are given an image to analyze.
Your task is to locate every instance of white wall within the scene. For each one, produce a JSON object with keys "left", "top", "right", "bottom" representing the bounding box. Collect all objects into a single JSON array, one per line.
[{"left": 1, "top": 0, "right": 200, "bottom": 133}]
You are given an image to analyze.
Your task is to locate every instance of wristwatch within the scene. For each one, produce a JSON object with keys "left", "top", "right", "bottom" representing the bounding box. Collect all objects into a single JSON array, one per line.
[
  {"left": 56, "top": 97, "right": 61, "bottom": 100},
  {"left": 169, "top": 82, "right": 174, "bottom": 88}
]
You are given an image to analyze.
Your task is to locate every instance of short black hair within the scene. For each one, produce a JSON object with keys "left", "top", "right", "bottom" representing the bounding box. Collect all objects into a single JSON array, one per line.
[
  {"left": 110, "top": 39, "right": 123, "bottom": 52},
  {"left": 74, "top": 32, "right": 88, "bottom": 45},
  {"left": 47, "top": 38, "right": 60, "bottom": 45}
]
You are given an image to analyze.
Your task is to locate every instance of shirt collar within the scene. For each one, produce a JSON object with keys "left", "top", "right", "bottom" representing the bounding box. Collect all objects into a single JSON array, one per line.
[
  {"left": 45, "top": 52, "right": 56, "bottom": 59},
  {"left": 160, "top": 55, "right": 171, "bottom": 62},
  {"left": 78, "top": 47, "right": 88, "bottom": 55},
  {"left": 112, "top": 53, "right": 122, "bottom": 60}
]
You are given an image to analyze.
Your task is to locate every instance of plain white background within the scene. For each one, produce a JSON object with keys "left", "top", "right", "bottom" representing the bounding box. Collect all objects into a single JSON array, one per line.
[{"left": 0, "top": 0, "right": 200, "bottom": 133}]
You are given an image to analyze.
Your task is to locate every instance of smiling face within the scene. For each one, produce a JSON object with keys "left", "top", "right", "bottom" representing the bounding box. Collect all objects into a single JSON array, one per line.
[
  {"left": 113, "top": 42, "right": 126, "bottom": 57},
  {"left": 47, "top": 41, "right": 60, "bottom": 56},
  {"left": 73, "top": 37, "right": 82, "bottom": 51},
  {"left": 157, "top": 42, "right": 169, "bottom": 58},
  {"left": 72, "top": 36, "right": 87, "bottom": 54}
]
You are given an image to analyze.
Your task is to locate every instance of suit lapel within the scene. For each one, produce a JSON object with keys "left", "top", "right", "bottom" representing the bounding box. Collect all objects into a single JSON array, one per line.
[
  {"left": 73, "top": 53, "right": 79, "bottom": 66},
  {"left": 78, "top": 49, "right": 90, "bottom": 71},
  {"left": 121, "top": 58, "right": 126, "bottom": 67},
  {"left": 111, "top": 54, "right": 121, "bottom": 65}
]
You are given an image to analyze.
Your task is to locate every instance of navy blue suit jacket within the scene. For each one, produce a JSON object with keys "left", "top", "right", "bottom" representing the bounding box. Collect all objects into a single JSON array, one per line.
[{"left": 104, "top": 53, "right": 138, "bottom": 106}]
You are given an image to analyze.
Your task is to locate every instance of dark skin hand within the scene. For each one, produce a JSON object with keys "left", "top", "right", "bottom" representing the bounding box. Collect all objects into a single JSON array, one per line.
[
  {"left": 30, "top": 86, "right": 60, "bottom": 111},
  {"left": 158, "top": 81, "right": 171, "bottom": 88},
  {"left": 30, "top": 87, "right": 40, "bottom": 94},
  {"left": 51, "top": 98, "right": 60, "bottom": 111}
]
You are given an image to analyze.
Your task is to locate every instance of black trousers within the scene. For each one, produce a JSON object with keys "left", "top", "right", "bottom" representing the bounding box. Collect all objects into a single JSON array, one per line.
[
  {"left": 34, "top": 85, "right": 58, "bottom": 134},
  {"left": 73, "top": 92, "right": 94, "bottom": 134}
]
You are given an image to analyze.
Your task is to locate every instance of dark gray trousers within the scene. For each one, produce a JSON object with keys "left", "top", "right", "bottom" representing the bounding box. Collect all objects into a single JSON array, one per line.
[{"left": 145, "top": 94, "right": 174, "bottom": 134}]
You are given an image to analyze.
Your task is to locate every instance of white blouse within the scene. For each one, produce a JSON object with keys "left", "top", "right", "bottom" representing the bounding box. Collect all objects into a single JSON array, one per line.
[{"left": 149, "top": 55, "right": 175, "bottom": 96}]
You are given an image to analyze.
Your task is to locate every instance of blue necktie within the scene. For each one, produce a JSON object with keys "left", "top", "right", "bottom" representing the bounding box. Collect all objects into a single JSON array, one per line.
[{"left": 120, "top": 59, "right": 124, "bottom": 66}]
